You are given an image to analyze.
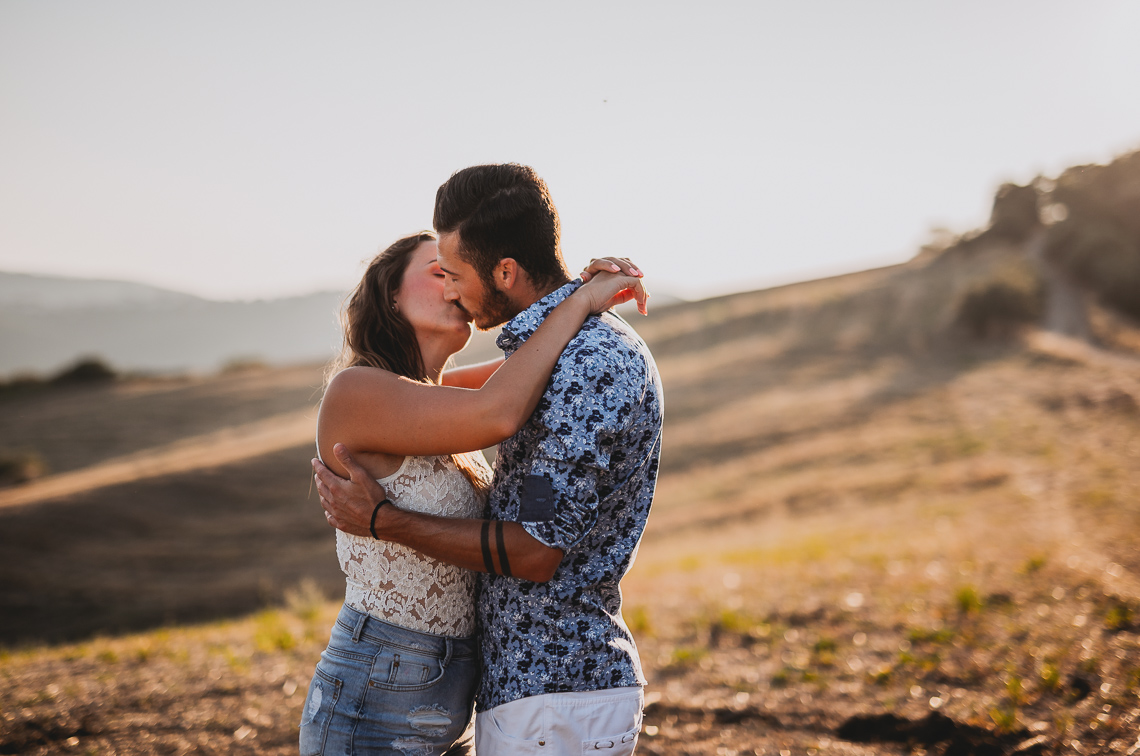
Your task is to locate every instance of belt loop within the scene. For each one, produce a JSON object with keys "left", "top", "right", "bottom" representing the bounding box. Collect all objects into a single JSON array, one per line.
[
  {"left": 351, "top": 610, "right": 367, "bottom": 643},
  {"left": 441, "top": 638, "right": 453, "bottom": 669}
]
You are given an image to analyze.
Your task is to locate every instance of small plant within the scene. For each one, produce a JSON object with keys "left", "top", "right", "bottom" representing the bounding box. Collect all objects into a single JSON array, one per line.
[
  {"left": 0, "top": 451, "right": 48, "bottom": 486},
  {"left": 1104, "top": 601, "right": 1134, "bottom": 632},
  {"left": 1019, "top": 556, "right": 1047, "bottom": 574},
  {"left": 989, "top": 701, "right": 1019, "bottom": 733},
  {"left": 713, "top": 608, "right": 753, "bottom": 635},
  {"left": 907, "top": 627, "right": 956, "bottom": 645},
  {"left": 678, "top": 556, "right": 701, "bottom": 572},
  {"left": 813, "top": 636, "right": 837, "bottom": 653},
  {"left": 954, "top": 276, "right": 1043, "bottom": 339},
  {"left": 225, "top": 647, "right": 251, "bottom": 673},
  {"left": 284, "top": 578, "right": 326, "bottom": 622},
  {"left": 1125, "top": 666, "right": 1140, "bottom": 693},
  {"left": 254, "top": 610, "right": 296, "bottom": 652},
  {"left": 811, "top": 636, "right": 837, "bottom": 668},
  {"left": 955, "top": 585, "right": 984, "bottom": 616},
  {"left": 625, "top": 605, "right": 653, "bottom": 636},
  {"left": 1040, "top": 661, "right": 1062, "bottom": 693},
  {"left": 871, "top": 664, "right": 892, "bottom": 686},
  {"left": 664, "top": 646, "right": 706, "bottom": 673},
  {"left": 770, "top": 666, "right": 794, "bottom": 688},
  {"left": 1006, "top": 673, "right": 1025, "bottom": 706}
]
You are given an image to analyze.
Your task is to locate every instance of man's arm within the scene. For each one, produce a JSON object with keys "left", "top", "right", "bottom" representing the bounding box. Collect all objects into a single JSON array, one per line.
[{"left": 313, "top": 444, "right": 564, "bottom": 582}]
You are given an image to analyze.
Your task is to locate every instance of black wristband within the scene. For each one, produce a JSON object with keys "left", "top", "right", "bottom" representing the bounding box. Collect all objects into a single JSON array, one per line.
[
  {"left": 495, "top": 520, "right": 512, "bottom": 577},
  {"left": 369, "top": 498, "right": 391, "bottom": 539}
]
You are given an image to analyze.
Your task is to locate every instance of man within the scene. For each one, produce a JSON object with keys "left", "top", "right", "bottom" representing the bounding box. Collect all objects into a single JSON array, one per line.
[{"left": 313, "top": 164, "right": 663, "bottom": 755}]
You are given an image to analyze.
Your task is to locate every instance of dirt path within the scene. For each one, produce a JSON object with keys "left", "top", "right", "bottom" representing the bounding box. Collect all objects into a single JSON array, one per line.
[{"left": 0, "top": 409, "right": 316, "bottom": 509}]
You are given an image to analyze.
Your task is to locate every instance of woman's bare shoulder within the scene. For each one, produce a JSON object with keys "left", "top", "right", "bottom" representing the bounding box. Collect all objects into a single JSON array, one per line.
[{"left": 323, "top": 365, "right": 403, "bottom": 405}]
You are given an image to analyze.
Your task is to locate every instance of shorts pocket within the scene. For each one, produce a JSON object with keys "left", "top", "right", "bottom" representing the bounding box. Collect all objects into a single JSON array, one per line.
[
  {"left": 477, "top": 706, "right": 548, "bottom": 755},
  {"left": 368, "top": 643, "right": 447, "bottom": 691},
  {"left": 299, "top": 668, "right": 341, "bottom": 756}
]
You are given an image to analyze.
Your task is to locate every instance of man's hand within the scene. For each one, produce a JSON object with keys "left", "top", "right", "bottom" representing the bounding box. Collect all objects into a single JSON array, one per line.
[{"left": 312, "top": 444, "right": 389, "bottom": 538}]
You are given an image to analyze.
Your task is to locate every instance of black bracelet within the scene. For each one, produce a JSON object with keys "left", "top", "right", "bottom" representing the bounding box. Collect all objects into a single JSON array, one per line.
[
  {"left": 495, "top": 520, "right": 512, "bottom": 577},
  {"left": 369, "top": 498, "right": 391, "bottom": 539},
  {"left": 480, "top": 521, "right": 495, "bottom": 573}
]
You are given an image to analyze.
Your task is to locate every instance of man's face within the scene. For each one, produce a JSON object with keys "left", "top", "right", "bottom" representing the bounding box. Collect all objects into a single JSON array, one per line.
[{"left": 437, "top": 231, "right": 518, "bottom": 330}]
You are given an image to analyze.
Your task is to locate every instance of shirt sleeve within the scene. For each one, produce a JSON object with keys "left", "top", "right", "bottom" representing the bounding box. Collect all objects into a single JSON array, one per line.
[{"left": 517, "top": 342, "right": 640, "bottom": 551}]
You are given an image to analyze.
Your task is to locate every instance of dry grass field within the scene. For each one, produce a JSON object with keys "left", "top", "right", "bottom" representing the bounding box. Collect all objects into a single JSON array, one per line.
[{"left": 2, "top": 242, "right": 1140, "bottom": 754}]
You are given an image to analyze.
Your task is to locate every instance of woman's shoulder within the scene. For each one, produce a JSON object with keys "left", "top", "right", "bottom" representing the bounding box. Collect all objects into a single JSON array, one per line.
[{"left": 323, "top": 365, "right": 401, "bottom": 405}]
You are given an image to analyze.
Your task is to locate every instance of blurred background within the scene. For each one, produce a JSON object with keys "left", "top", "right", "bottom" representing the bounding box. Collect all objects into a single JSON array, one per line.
[
  {"left": 2, "top": 2, "right": 1140, "bottom": 754},
  {"left": 4, "top": 1, "right": 1140, "bottom": 373}
]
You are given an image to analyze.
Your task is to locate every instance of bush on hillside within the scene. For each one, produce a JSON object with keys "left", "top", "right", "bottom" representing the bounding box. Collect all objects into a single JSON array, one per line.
[
  {"left": 0, "top": 451, "right": 48, "bottom": 487},
  {"left": 0, "top": 373, "right": 46, "bottom": 397},
  {"left": 49, "top": 357, "right": 117, "bottom": 386},
  {"left": 1046, "top": 220, "right": 1140, "bottom": 320},
  {"left": 1040, "top": 151, "right": 1140, "bottom": 321},
  {"left": 988, "top": 182, "right": 1041, "bottom": 242},
  {"left": 1050, "top": 152, "right": 1140, "bottom": 239},
  {"left": 954, "top": 268, "right": 1044, "bottom": 339}
]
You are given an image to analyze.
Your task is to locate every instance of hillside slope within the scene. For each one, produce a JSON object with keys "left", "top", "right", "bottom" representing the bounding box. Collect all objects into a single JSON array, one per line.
[{"left": 2, "top": 227, "right": 1140, "bottom": 753}]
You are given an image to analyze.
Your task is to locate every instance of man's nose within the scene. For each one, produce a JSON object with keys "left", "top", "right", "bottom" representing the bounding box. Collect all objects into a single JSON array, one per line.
[{"left": 442, "top": 279, "right": 459, "bottom": 302}]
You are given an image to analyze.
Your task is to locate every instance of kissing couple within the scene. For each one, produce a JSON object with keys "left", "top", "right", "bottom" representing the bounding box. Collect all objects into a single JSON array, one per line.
[{"left": 307, "top": 163, "right": 663, "bottom": 755}]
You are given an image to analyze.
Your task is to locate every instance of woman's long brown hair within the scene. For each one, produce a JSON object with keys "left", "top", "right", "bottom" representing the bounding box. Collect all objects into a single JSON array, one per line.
[{"left": 328, "top": 231, "right": 489, "bottom": 492}]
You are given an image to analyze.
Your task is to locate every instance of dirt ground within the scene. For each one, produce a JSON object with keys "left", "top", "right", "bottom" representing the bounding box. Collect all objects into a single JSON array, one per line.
[{"left": 3, "top": 253, "right": 1140, "bottom": 753}]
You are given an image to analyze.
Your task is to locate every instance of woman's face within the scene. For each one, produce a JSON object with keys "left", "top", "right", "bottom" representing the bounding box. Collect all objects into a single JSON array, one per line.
[{"left": 393, "top": 240, "right": 474, "bottom": 356}]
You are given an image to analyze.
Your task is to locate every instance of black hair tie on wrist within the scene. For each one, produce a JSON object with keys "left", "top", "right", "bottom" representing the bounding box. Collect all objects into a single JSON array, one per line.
[{"left": 369, "top": 498, "right": 391, "bottom": 539}]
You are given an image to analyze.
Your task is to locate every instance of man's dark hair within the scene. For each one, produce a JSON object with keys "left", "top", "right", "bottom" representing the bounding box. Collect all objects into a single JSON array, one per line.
[{"left": 433, "top": 164, "right": 570, "bottom": 290}]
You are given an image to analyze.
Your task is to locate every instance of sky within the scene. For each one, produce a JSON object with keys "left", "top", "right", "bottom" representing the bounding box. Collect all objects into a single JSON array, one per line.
[{"left": 2, "top": 1, "right": 1139, "bottom": 302}]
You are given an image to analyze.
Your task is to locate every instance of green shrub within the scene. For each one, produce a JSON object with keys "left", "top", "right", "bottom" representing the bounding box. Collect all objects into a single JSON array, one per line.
[
  {"left": 1104, "top": 601, "right": 1134, "bottom": 632},
  {"left": 955, "top": 585, "right": 984, "bottom": 616},
  {"left": 50, "top": 357, "right": 117, "bottom": 385},
  {"left": 0, "top": 451, "right": 48, "bottom": 486},
  {"left": 988, "top": 182, "right": 1041, "bottom": 241},
  {"left": 1046, "top": 219, "right": 1140, "bottom": 319},
  {"left": 954, "top": 276, "right": 1043, "bottom": 338},
  {"left": 1040, "top": 661, "right": 1062, "bottom": 693}
]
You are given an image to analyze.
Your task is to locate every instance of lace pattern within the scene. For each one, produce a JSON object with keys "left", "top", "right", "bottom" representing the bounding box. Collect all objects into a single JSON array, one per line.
[{"left": 336, "top": 454, "right": 490, "bottom": 637}]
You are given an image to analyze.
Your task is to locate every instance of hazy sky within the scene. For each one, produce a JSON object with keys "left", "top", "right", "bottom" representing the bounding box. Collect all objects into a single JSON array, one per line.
[{"left": 2, "top": 1, "right": 1139, "bottom": 301}]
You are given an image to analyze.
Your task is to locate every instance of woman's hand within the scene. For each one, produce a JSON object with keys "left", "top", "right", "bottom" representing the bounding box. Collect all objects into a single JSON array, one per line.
[
  {"left": 576, "top": 257, "right": 649, "bottom": 315},
  {"left": 579, "top": 257, "right": 643, "bottom": 283},
  {"left": 574, "top": 268, "right": 649, "bottom": 316}
]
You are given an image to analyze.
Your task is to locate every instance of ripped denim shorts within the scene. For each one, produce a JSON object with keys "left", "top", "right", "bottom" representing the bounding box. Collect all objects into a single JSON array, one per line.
[{"left": 299, "top": 603, "right": 479, "bottom": 756}]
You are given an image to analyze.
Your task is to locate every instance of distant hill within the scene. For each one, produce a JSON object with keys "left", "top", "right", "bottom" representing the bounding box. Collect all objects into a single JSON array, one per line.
[
  {"left": 0, "top": 271, "right": 685, "bottom": 377},
  {"left": 0, "top": 272, "right": 347, "bottom": 376}
]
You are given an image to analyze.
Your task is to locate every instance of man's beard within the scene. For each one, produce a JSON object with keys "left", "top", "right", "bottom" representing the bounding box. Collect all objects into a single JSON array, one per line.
[{"left": 467, "top": 283, "right": 518, "bottom": 331}]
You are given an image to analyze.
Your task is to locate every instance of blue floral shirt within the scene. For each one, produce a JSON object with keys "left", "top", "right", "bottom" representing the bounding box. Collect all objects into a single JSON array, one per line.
[{"left": 476, "top": 281, "right": 664, "bottom": 711}]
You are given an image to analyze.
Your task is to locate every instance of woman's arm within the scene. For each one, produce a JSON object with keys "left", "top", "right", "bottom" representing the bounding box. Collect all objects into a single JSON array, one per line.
[
  {"left": 318, "top": 268, "right": 646, "bottom": 459},
  {"left": 440, "top": 357, "right": 505, "bottom": 389}
]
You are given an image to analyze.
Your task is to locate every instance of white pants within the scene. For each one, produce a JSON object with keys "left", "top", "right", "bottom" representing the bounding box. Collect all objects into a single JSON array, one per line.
[{"left": 475, "top": 687, "right": 643, "bottom": 755}]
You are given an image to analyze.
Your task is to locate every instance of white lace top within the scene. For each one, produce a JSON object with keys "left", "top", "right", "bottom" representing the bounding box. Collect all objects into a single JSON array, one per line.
[{"left": 336, "top": 454, "right": 491, "bottom": 637}]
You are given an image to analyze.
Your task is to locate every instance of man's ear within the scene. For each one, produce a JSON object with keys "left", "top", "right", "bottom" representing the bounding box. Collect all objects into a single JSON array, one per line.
[{"left": 491, "top": 258, "right": 521, "bottom": 293}]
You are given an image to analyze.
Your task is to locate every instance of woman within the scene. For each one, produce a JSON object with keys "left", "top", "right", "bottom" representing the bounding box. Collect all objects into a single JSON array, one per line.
[{"left": 299, "top": 231, "right": 644, "bottom": 756}]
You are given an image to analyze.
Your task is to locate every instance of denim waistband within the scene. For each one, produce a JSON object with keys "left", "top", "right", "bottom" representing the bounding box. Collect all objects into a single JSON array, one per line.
[{"left": 332, "top": 602, "right": 480, "bottom": 659}]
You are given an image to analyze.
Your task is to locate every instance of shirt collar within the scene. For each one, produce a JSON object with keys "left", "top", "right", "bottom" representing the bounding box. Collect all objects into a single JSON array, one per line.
[{"left": 496, "top": 280, "right": 581, "bottom": 354}]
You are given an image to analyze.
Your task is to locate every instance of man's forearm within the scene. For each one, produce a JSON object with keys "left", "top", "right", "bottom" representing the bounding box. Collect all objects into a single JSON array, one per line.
[{"left": 378, "top": 506, "right": 563, "bottom": 583}]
